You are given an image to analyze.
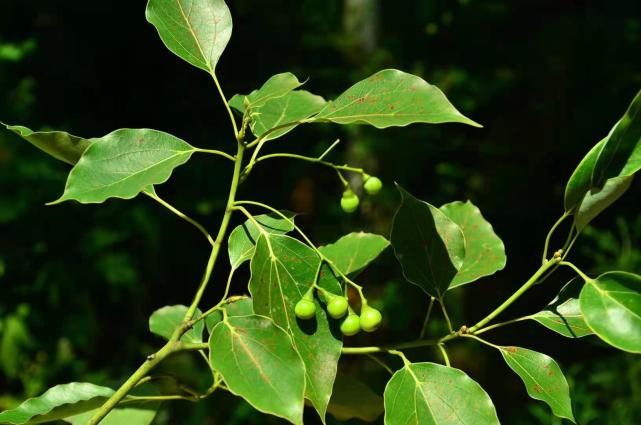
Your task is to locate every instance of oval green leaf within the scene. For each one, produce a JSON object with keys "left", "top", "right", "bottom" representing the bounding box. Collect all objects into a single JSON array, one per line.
[
  {"left": 148, "top": 304, "right": 203, "bottom": 343},
  {"left": 0, "top": 382, "right": 114, "bottom": 424},
  {"left": 2, "top": 123, "right": 90, "bottom": 165},
  {"left": 205, "top": 296, "right": 254, "bottom": 333},
  {"left": 580, "top": 271, "right": 641, "bottom": 353},
  {"left": 327, "top": 374, "right": 383, "bottom": 422},
  {"left": 439, "top": 200, "right": 506, "bottom": 288},
  {"left": 574, "top": 175, "right": 633, "bottom": 231},
  {"left": 227, "top": 211, "right": 296, "bottom": 270},
  {"left": 145, "top": 0, "right": 232, "bottom": 74},
  {"left": 64, "top": 403, "right": 158, "bottom": 425},
  {"left": 249, "top": 234, "right": 342, "bottom": 421},
  {"left": 391, "top": 185, "right": 465, "bottom": 297},
  {"left": 499, "top": 346, "right": 575, "bottom": 422},
  {"left": 564, "top": 138, "right": 605, "bottom": 212},
  {"left": 530, "top": 277, "right": 593, "bottom": 338},
  {"left": 229, "top": 72, "right": 304, "bottom": 113},
  {"left": 318, "top": 232, "right": 389, "bottom": 276},
  {"left": 50, "top": 129, "right": 195, "bottom": 204},
  {"left": 209, "top": 315, "right": 305, "bottom": 425},
  {"left": 383, "top": 362, "right": 499, "bottom": 425},
  {"left": 314, "top": 69, "right": 481, "bottom": 128}
]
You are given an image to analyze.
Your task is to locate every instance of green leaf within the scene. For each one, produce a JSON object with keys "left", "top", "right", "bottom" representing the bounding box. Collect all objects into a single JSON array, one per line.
[
  {"left": 209, "top": 315, "right": 305, "bottom": 425},
  {"left": 564, "top": 138, "right": 605, "bottom": 212},
  {"left": 2, "top": 123, "right": 90, "bottom": 165},
  {"left": 227, "top": 212, "right": 296, "bottom": 270},
  {"left": 530, "top": 277, "right": 593, "bottom": 338},
  {"left": 383, "top": 362, "right": 499, "bottom": 425},
  {"left": 390, "top": 185, "right": 465, "bottom": 298},
  {"left": 592, "top": 89, "right": 641, "bottom": 187},
  {"left": 205, "top": 296, "right": 254, "bottom": 333},
  {"left": 64, "top": 404, "right": 158, "bottom": 425},
  {"left": 249, "top": 234, "right": 342, "bottom": 421},
  {"left": 580, "top": 271, "right": 641, "bottom": 353},
  {"left": 574, "top": 175, "right": 633, "bottom": 231},
  {"left": 327, "top": 374, "right": 383, "bottom": 422},
  {"left": 499, "top": 346, "right": 575, "bottom": 422},
  {"left": 145, "top": 0, "right": 232, "bottom": 74},
  {"left": 313, "top": 69, "right": 481, "bottom": 128},
  {"left": 439, "top": 201, "right": 506, "bottom": 288},
  {"left": 249, "top": 91, "right": 326, "bottom": 141},
  {"left": 318, "top": 232, "right": 389, "bottom": 276},
  {"left": 0, "top": 382, "right": 114, "bottom": 424},
  {"left": 229, "top": 72, "right": 305, "bottom": 113},
  {"left": 50, "top": 129, "right": 195, "bottom": 204},
  {"left": 148, "top": 305, "right": 204, "bottom": 343}
]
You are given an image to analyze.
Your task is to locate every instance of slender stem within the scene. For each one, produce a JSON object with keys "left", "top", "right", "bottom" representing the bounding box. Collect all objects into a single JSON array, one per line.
[
  {"left": 123, "top": 394, "right": 197, "bottom": 403},
  {"left": 317, "top": 139, "right": 341, "bottom": 161},
  {"left": 388, "top": 349, "right": 411, "bottom": 366},
  {"left": 251, "top": 152, "right": 365, "bottom": 175},
  {"left": 542, "top": 212, "right": 570, "bottom": 264},
  {"left": 192, "top": 268, "right": 237, "bottom": 326},
  {"left": 473, "top": 316, "right": 531, "bottom": 336},
  {"left": 462, "top": 334, "right": 501, "bottom": 350},
  {"left": 437, "top": 344, "right": 451, "bottom": 367},
  {"left": 211, "top": 72, "right": 239, "bottom": 139},
  {"left": 182, "top": 342, "right": 209, "bottom": 351},
  {"left": 245, "top": 120, "right": 306, "bottom": 148},
  {"left": 194, "top": 148, "right": 235, "bottom": 162},
  {"left": 559, "top": 261, "right": 592, "bottom": 282},
  {"left": 145, "top": 192, "right": 214, "bottom": 246},
  {"left": 341, "top": 338, "right": 441, "bottom": 355},
  {"left": 365, "top": 354, "right": 394, "bottom": 375},
  {"left": 418, "top": 297, "right": 436, "bottom": 339},
  {"left": 437, "top": 298, "right": 454, "bottom": 333},
  {"left": 468, "top": 258, "right": 559, "bottom": 334}
]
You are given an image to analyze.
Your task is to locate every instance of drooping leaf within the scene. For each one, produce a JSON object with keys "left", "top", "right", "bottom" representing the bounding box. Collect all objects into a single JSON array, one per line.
[
  {"left": 439, "top": 200, "right": 506, "bottom": 288},
  {"left": 50, "top": 129, "right": 195, "bottom": 204},
  {"left": 313, "top": 69, "right": 481, "bottom": 128},
  {"left": 145, "top": 0, "right": 232, "bottom": 74},
  {"left": 229, "top": 72, "right": 305, "bottom": 113},
  {"left": 574, "top": 175, "right": 633, "bottom": 231},
  {"left": 148, "top": 305, "right": 203, "bottom": 343},
  {"left": 327, "top": 374, "right": 383, "bottom": 422},
  {"left": 2, "top": 123, "right": 90, "bottom": 165},
  {"left": 0, "top": 382, "right": 114, "bottom": 424},
  {"left": 564, "top": 138, "right": 606, "bottom": 212},
  {"left": 249, "top": 91, "right": 326, "bottom": 141},
  {"left": 383, "top": 362, "right": 500, "bottom": 425},
  {"left": 499, "top": 346, "right": 575, "bottom": 422},
  {"left": 530, "top": 277, "right": 593, "bottom": 338},
  {"left": 205, "top": 296, "right": 254, "bottom": 333},
  {"left": 580, "top": 271, "right": 641, "bottom": 353},
  {"left": 390, "top": 185, "right": 465, "bottom": 298},
  {"left": 318, "top": 232, "right": 389, "bottom": 276},
  {"left": 592, "top": 89, "right": 641, "bottom": 187},
  {"left": 209, "top": 315, "right": 305, "bottom": 425},
  {"left": 249, "top": 234, "right": 342, "bottom": 421},
  {"left": 64, "top": 405, "right": 158, "bottom": 425},
  {"left": 227, "top": 211, "right": 296, "bottom": 270}
]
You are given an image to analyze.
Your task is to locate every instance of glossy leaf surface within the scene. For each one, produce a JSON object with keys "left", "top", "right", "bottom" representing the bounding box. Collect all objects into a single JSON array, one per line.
[
  {"left": 564, "top": 138, "right": 605, "bottom": 212},
  {"left": 391, "top": 185, "right": 465, "bottom": 297},
  {"left": 575, "top": 175, "right": 633, "bottom": 231},
  {"left": 249, "top": 234, "right": 342, "bottom": 421},
  {"left": 229, "top": 72, "right": 304, "bottom": 113},
  {"left": 209, "top": 315, "right": 305, "bottom": 425},
  {"left": 148, "top": 304, "right": 204, "bottom": 343},
  {"left": 314, "top": 69, "right": 480, "bottom": 128},
  {"left": 3, "top": 123, "right": 90, "bottom": 165},
  {"left": 146, "top": 0, "right": 232, "bottom": 73},
  {"left": 580, "top": 271, "right": 641, "bottom": 353},
  {"left": 383, "top": 362, "right": 499, "bottom": 425},
  {"left": 0, "top": 382, "right": 114, "bottom": 424},
  {"left": 249, "top": 91, "right": 326, "bottom": 140},
  {"left": 440, "top": 200, "right": 506, "bottom": 288},
  {"left": 318, "top": 232, "right": 389, "bottom": 275},
  {"left": 64, "top": 404, "right": 158, "bottom": 425},
  {"left": 499, "top": 346, "right": 575, "bottom": 422},
  {"left": 51, "top": 129, "right": 195, "bottom": 204},
  {"left": 530, "top": 278, "right": 593, "bottom": 338}
]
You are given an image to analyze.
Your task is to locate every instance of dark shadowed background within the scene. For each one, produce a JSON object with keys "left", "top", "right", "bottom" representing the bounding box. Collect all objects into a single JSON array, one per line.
[{"left": 1, "top": 0, "right": 641, "bottom": 423}]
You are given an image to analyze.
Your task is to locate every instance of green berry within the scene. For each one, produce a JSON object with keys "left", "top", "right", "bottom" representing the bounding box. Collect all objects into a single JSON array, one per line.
[
  {"left": 340, "top": 190, "right": 359, "bottom": 213},
  {"left": 340, "top": 314, "right": 361, "bottom": 336},
  {"left": 363, "top": 176, "right": 383, "bottom": 195},
  {"left": 295, "top": 299, "right": 316, "bottom": 320},
  {"left": 327, "top": 296, "right": 349, "bottom": 319},
  {"left": 359, "top": 305, "right": 382, "bottom": 332}
]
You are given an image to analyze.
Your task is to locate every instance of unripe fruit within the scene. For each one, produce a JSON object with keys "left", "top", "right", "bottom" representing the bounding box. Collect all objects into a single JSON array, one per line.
[
  {"left": 340, "top": 190, "right": 359, "bottom": 213},
  {"left": 363, "top": 176, "right": 382, "bottom": 195},
  {"left": 295, "top": 299, "right": 316, "bottom": 320},
  {"left": 359, "top": 305, "right": 382, "bottom": 332},
  {"left": 340, "top": 314, "right": 361, "bottom": 336},
  {"left": 327, "top": 296, "right": 349, "bottom": 319}
]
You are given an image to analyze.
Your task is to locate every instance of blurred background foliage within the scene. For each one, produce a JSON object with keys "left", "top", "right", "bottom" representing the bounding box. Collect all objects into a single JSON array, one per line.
[{"left": 1, "top": 0, "right": 641, "bottom": 423}]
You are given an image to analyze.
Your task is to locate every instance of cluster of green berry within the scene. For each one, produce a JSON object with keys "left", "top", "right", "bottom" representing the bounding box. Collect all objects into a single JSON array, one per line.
[
  {"left": 340, "top": 175, "right": 383, "bottom": 213},
  {"left": 294, "top": 287, "right": 382, "bottom": 336}
]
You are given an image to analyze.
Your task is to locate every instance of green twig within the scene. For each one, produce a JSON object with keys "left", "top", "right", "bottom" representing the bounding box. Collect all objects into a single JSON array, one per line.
[
  {"left": 145, "top": 192, "right": 215, "bottom": 246},
  {"left": 437, "top": 344, "right": 451, "bottom": 367},
  {"left": 418, "top": 297, "right": 435, "bottom": 339}
]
